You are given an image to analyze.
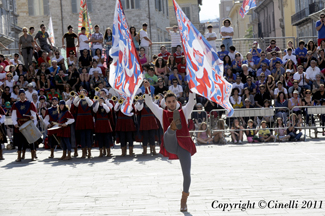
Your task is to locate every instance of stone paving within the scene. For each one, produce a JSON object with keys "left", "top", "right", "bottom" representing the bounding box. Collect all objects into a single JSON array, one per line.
[{"left": 1, "top": 140, "right": 325, "bottom": 216}]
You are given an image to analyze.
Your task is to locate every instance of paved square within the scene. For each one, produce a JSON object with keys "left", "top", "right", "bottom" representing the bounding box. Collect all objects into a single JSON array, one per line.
[{"left": 1, "top": 140, "right": 325, "bottom": 216}]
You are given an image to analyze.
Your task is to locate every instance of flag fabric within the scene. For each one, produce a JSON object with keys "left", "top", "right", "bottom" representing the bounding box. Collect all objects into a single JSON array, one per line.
[
  {"left": 78, "top": 0, "right": 93, "bottom": 37},
  {"left": 239, "top": 0, "right": 256, "bottom": 18},
  {"left": 172, "top": 0, "right": 234, "bottom": 116},
  {"left": 109, "top": 0, "right": 143, "bottom": 116},
  {"left": 48, "top": 16, "right": 55, "bottom": 46}
]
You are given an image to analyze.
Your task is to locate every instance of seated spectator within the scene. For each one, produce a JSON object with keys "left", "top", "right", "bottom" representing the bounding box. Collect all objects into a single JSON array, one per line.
[
  {"left": 10, "top": 85, "right": 19, "bottom": 103},
  {"left": 306, "top": 60, "right": 324, "bottom": 87},
  {"left": 312, "top": 74, "right": 324, "bottom": 93},
  {"left": 256, "top": 63, "right": 271, "bottom": 79},
  {"left": 37, "top": 51, "right": 50, "bottom": 68},
  {"left": 254, "top": 84, "right": 271, "bottom": 108},
  {"left": 288, "top": 90, "right": 303, "bottom": 122},
  {"left": 282, "top": 48, "right": 297, "bottom": 65},
  {"left": 232, "top": 76, "right": 244, "bottom": 95},
  {"left": 255, "top": 73, "right": 266, "bottom": 93},
  {"left": 275, "top": 92, "right": 289, "bottom": 124},
  {"left": 313, "top": 84, "right": 325, "bottom": 104},
  {"left": 79, "top": 68, "right": 90, "bottom": 90},
  {"left": 191, "top": 103, "right": 206, "bottom": 127},
  {"left": 10, "top": 53, "right": 22, "bottom": 66},
  {"left": 269, "top": 51, "right": 283, "bottom": 70},
  {"left": 232, "top": 52, "right": 244, "bottom": 73},
  {"left": 265, "top": 75, "right": 275, "bottom": 97},
  {"left": 318, "top": 49, "right": 325, "bottom": 70},
  {"left": 173, "top": 45, "right": 184, "bottom": 64},
  {"left": 242, "top": 52, "right": 256, "bottom": 72},
  {"left": 271, "top": 61, "right": 285, "bottom": 81},
  {"left": 285, "top": 59, "right": 297, "bottom": 74},
  {"left": 223, "top": 55, "right": 232, "bottom": 72},
  {"left": 0, "top": 54, "right": 9, "bottom": 68},
  {"left": 177, "top": 57, "right": 186, "bottom": 80},
  {"left": 217, "top": 44, "right": 229, "bottom": 61},
  {"left": 275, "top": 118, "right": 290, "bottom": 142},
  {"left": 288, "top": 80, "right": 301, "bottom": 98},
  {"left": 241, "top": 98, "right": 255, "bottom": 127},
  {"left": 55, "top": 69, "right": 68, "bottom": 93},
  {"left": 240, "top": 64, "right": 255, "bottom": 83},
  {"left": 2, "top": 86, "right": 11, "bottom": 104},
  {"left": 284, "top": 40, "right": 296, "bottom": 55},
  {"left": 203, "top": 99, "right": 218, "bottom": 114},
  {"left": 90, "top": 72, "right": 105, "bottom": 92},
  {"left": 37, "top": 73, "right": 50, "bottom": 91},
  {"left": 228, "top": 46, "right": 243, "bottom": 61},
  {"left": 167, "top": 55, "right": 177, "bottom": 73},
  {"left": 157, "top": 45, "right": 171, "bottom": 62},
  {"left": 261, "top": 99, "right": 273, "bottom": 124},
  {"left": 49, "top": 60, "right": 60, "bottom": 77},
  {"left": 249, "top": 41, "right": 262, "bottom": 61},
  {"left": 197, "top": 122, "right": 213, "bottom": 144},
  {"left": 67, "top": 64, "right": 80, "bottom": 90},
  {"left": 246, "top": 119, "right": 259, "bottom": 143},
  {"left": 47, "top": 86, "right": 61, "bottom": 101},
  {"left": 36, "top": 63, "right": 51, "bottom": 77},
  {"left": 230, "top": 88, "right": 243, "bottom": 108},
  {"left": 52, "top": 51, "right": 66, "bottom": 71},
  {"left": 139, "top": 47, "right": 148, "bottom": 65},
  {"left": 212, "top": 119, "right": 227, "bottom": 144},
  {"left": 307, "top": 40, "right": 318, "bottom": 58},
  {"left": 293, "top": 65, "right": 310, "bottom": 90},
  {"left": 169, "top": 79, "right": 183, "bottom": 99},
  {"left": 258, "top": 120, "right": 276, "bottom": 142},
  {"left": 155, "top": 57, "right": 168, "bottom": 84},
  {"left": 243, "top": 76, "right": 257, "bottom": 95},
  {"left": 154, "top": 78, "right": 168, "bottom": 96},
  {"left": 224, "top": 68, "right": 236, "bottom": 84},
  {"left": 302, "top": 89, "right": 315, "bottom": 125},
  {"left": 25, "top": 83, "right": 38, "bottom": 101},
  {"left": 4, "top": 73, "right": 14, "bottom": 93},
  {"left": 230, "top": 118, "right": 243, "bottom": 144},
  {"left": 168, "top": 67, "right": 182, "bottom": 86},
  {"left": 265, "top": 39, "right": 280, "bottom": 53},
  {"left": 79, "top": 49, "right": 93, "bottom": 72},
  {"left": 295, "top": 40, "right": 307, "bottom": 65},
  {"left": 255, "top": 51, "right": 270, "bottom": 70},
  {"left": 304, "top": 51, "right": 318, "bottom": 69},
  {"left": 13, "top": 64, "right": 27, "bottom": 79},
  {"left": 16, "top": 75, "right": 28, "bottom": 90},
  {"left": 242, "top": 88, "right": 255, "bottom": 106},
  {"left": 67, "top": 50, "right": 78, "bottom": 67},
  {"left": 89, "top": 60, "right": 102, "bottom": 76},
  {"left": 62, "top": 84, "right": 72, "bottom": 101},
  {"left": 145, "top": 67, "right": 158, "bottom": 87},
  {"left": 273, "top": 81, "right": 288, "bottom": 99},
  {"left": 287, "top": 113, "right": 303, "bottom": 141},
  {"left": 93, "top": 48, "right": 105, "bottom": 75},
  {"left": 284, "top": 70, "right": 294, "bottom": 88}
]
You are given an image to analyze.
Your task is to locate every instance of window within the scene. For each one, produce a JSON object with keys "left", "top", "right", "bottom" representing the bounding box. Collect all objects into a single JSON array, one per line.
[
  {"left": 162, "top": 0, "right": 165, "bottom": 14},
  {"left": 155, "top": 0, "right": 162, "bottom": 11},
  {"left": 166, "top": 0, "right": 168, "bottom": 17},
  {"left": 28, "top": 0, "right": 49, "bottom": 16},
  {"left": 121, "top": 0, "right": 140, "bottom": 10},
  {"left": 182, "top": 7, "right": 191, "bottom": 20},
  {"left": 71, "top": 0, "right": 93, "bottom": 14},
  {"left": 226, "top": 6, "right": 231, "bottom": 11}
]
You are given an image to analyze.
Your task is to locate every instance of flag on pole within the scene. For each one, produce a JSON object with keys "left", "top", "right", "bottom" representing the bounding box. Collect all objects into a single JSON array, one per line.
[
  {"left": 48, "top": 16, "right": 55, "bottom": 46},
  {"left": 109, "top": 0, "right": 143, "bottom": 116},
  {"left": 172, "top": 0, "right": 234, "bottom": 116},
  {"left": 78, "top": 0, "right": 93, "bottom": 37},
  {"left": 239, "top": 0, "right": 256, "bottom": 18}
]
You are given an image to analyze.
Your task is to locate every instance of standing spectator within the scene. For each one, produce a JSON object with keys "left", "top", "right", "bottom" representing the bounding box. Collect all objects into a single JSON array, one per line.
[
  {"left": 78, "top": 27, "right": 90, "bottom": 56},
  {"left": 293, "top": 65, "right": 310, "bottom": 90},
  {"left": 62, "top": 25, "right": 79, "bottom": 58},
  {"left": 282, "top": 48, "right": 297, "bottom": 65},
  {"left": 157, "top": 45, "right": 171, "bottom": 62},
  {"left": 217, "top": 44, "right": 229, "bottom": 61},
  {"left": 173, "top": 45, "right": 184, "bottom": 64},
  {"left": 139, "top": 23, "right": 152, "bottom": 59},
  {"left": 139, "top": 47, "right": 148, "bottom": 65},
  {"left": 295, "top": 41, "right": 308, "bottom": 66},
  {"left": 104, "top": 27, "right": 113, "bottom": 66},
  {"left": 316, "top": 13, "right": 325, "bottom": 46},
  {"left": 34, "top": 24, "right": 53, "bottom": 57},
  {"left": 275, "top": 92, "right": 289, "bottom": 124},
  {"left": 90, "top": 25, "right": 103, "bottom": 57},
  {"left": 249, "top": 41, "right": 261, "bottom": 61},
  {"left": 205, "top": 24, "right": 217, "bottom": 51},
  {"left": 55, "top": 69, "right": 68, "bottom": 93},
  {"left": 265, "top": 39, "right": 280, "bottom": 53},
  {"left": 166, "top": 25, "right": 181, "bottom": 54},
  {"left": 79, "top": 49, "right": 93, "bottom": 72},
  {"left": 19, "top": 27, "right": 35, "bottom": 68},
  {"left": 130, "top": 26, "right": 140, "bottom": 51},
  {"left": 302, "top": 89, "right": 315, "bottom": 125},
  {"left": 220, "top": 19, "right": 233, "bottom": 51},
  {"left": 254, "top": 84, "right": 271, "bottom": 108},
  {"left": 52, "top": 51, "right": 65, "bottom": 71},
  {"left": 169, "top": 79, "right": 183, "bottom": 99},
  {"left": 29, "top": 26, "right": 41, "bottom": 61}
]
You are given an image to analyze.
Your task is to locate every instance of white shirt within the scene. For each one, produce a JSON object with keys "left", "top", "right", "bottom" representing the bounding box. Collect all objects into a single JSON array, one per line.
[
  {"left": 228, "top": 51, "right": 243, "bottom": 61},
  {"left": 52, "top": 55, "right": 64, "bottom": 63},
  {"left": 205, "top": 32, "right": 217, "bottom": 48},
  {"left": 274, "top": 87, "right": 288, "bottom": 96},
  {"left": 293, "top": 72, "right": 310, "bottom": 86},
  {"left": 220, "top": 26, "right": 233, "bottom": 39},
  {"left": 10, "top": 59, "right": 22, "bottom": 66},
  {"left": 10, "top": 92, "right": 18, "bottom": 100},
  {"left": 4, "top": 79, "right": 14, "bottom": 93},
  {"left": 25, "top": 89, "right": 38, "bottom": 102},
  {"left": 169, "top": 31, "right": 181, "bottom": 47},
  {"left": 140, "top": 29, "right": 149, "bottom": 47},
  {"left": 79, "top": 34, "right": 89, "bottom": 51},
  {"left": 282, "top": 54, "right": 297, "bottom": 65},
  {"left": 93, "top": 55, "right": 105, "bottom": 67},
  {"left": 92, "top": 33, "right": 103, "bottom": 49},
  {"left": 232, "top": 82, "right": 244, "bottom": 95},
  {"left": 169, "top": 85, "right": 183, "bottom": 98},
  {"left": 306, "top": 66, "right": 321, "bottom": 81},
  {"left": 89, "top": 67, "right": 102, "bottom": 76}
]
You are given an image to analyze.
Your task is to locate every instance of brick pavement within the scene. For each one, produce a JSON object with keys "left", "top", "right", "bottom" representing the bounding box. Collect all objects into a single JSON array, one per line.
[{"left": 1, "top": 140, "right": 325, "bottom": 216}]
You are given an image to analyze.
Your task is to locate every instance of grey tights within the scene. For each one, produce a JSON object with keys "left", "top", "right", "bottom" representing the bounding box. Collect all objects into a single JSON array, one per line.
[{"left": 163, "top": 127, "right": 191, "bottom": 193}]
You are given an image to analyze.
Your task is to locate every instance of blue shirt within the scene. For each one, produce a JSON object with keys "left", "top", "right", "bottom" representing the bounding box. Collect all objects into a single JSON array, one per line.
[
  {"left": 169, "top": 74, "right": 182, "bottom": 83},
  {"left": 316, "top": 20, "right": 325, "bottom": 39},
  {"left": 244, "top": 82, "right": 256, "bottom": 92},
  {"left": 217, "top": 51, "right": 229, "bottom": 61},
  {"left": 140, "top": 85, "right": 155, "bottom": 94},
  {"left": 255, "top": 58, "right": 270, "bottom": 69},
  {"left": 270, "top": 57, "right": 282, "bottom": 68},
  {"left": 48, "top": 66, "right": 61, "bottom": 74},
  {"left": 249, "top": 48, "right": 262, "bottom": 60},
  {"left": 295, "top": 47, "right": 307, "bottom": 58}
]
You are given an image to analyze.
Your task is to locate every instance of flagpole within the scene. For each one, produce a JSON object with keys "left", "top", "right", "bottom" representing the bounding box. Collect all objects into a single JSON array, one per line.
[{"left": 59, "top": 0, "right": 64, "bottom": 43}]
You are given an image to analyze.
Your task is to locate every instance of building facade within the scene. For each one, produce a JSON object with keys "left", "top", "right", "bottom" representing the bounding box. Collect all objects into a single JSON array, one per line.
[
  {"left": 168, "top": 0, "right": 202, "bottom": 33},
  {"left": 227, "top": 0, "right": 250, "bottom": 39},
  {"left": 16, "top": 0, "right": 170, "bottom": 48}
]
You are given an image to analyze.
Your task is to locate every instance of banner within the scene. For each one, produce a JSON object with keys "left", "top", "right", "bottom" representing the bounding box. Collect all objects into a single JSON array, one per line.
[
  {"left": 172, "top": 0, "right": 234, "bottom": 116},
  {"left": 109, "top": 0, "right": 143, "bottom": 116},
  {"left": 239, "top": 0, "right": 257, "bottom": 18},
  {"left": 78, "top": 0, "right": 93, "bottom": 37},
  {"left": 48, "top": 16, "right": 55, "bottom": 46}
]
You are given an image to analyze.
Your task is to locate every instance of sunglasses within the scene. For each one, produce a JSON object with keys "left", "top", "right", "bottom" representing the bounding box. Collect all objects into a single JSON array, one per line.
[
  {"left": 197, "top": 107, "right": 202, "bottom": 108},
  {"left": 271, "top": 43, "right": 275, "bottom": 45},
  {"left": 321, "top": 16, "right": 325, "bottom": 18}
]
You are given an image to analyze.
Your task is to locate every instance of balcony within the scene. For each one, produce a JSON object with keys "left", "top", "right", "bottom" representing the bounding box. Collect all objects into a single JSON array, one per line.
[
  {"left": 292, "top": 1, "right": 325, "bottom": 26},
  {"left": 309, "top": 1, "right": 325, "bottom": 21},
  {"left": 291, "top": 8, "right": 310, "bottom": 26}
]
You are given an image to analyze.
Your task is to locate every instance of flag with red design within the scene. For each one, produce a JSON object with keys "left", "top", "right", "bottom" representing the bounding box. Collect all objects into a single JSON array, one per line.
[
  {"left": 78, "top": 0, "right": 93, "bottom": 38},
  {"left": 172, "top": 0, "right": 233, "bottom": 116},
  {"left": 109, "top": 0, "right": 143, "bottom": 116},
  {"left": 239, "top": 0, "right": 256, "bottom": 18}
]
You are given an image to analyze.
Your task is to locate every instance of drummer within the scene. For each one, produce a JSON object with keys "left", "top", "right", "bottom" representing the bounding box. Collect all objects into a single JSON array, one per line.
[{"left": 11, "top": 89, "right": 37, "bottom": 162}]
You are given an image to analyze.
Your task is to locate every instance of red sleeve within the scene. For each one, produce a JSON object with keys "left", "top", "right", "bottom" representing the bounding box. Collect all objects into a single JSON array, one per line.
[
  {"left": 30, "top": 102, "right": 37, "bottom": 112},
  {"left": 177, "top": 64, "right": 181, "bottom": 71},
  {"left": 66, "top": 111, "right": 74, "bottom": 119},
  {"left": 158, "top": 53, "right": 162, "bottom": 57},
  {"left": 45, "top": 109, "right": 49, "bottom": 116},
  {"left": 11, "top": 103, "right": 16, "bottom": 112},
  {"left": 145, "top": 87, "right": 151, "bottom": 94}
]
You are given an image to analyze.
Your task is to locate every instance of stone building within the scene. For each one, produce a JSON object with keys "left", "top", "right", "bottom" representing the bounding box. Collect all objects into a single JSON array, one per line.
[
  {"left": 219, "top": 0, "right": 232, "bottom": 30},
  {"left": 16, "top": 0, "right": 170, "bottom": 48}
]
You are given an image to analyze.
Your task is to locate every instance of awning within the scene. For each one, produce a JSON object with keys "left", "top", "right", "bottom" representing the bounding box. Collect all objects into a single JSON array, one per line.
[{"left": 309, "top": 8, "right": 325, "bottom": 21}]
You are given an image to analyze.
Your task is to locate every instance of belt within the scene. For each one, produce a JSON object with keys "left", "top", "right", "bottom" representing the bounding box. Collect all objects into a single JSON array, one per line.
[
  {"left": 78, "top": 113, "right": 92, "bottom": 116},
  {"left": 142, "top": 114, "right": 154, "bottom": 117},
  {"left": 118, "top": 116, "right": 133, "bottom": 120},
  {"left": 96, "top": 118, "right": 108, "bottom": 121}
]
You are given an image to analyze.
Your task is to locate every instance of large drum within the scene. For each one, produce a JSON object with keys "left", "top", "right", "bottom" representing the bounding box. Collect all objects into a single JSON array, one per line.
[{"left": 19, "top": 120, "right": 42, "bottom": 144}]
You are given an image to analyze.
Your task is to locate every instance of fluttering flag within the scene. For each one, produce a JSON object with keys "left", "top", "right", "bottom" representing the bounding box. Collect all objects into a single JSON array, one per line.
[
  {"left": 172, "top": 0, "right": 234, "bottom": 116},
  {"left": 239, "top": 0, "right": 257, "bottom": 18},
  {"left": 48, "top": 16, "right": 55, "bottom": 46},
  {"left": 109, "top": 0, "right": 143, "bottom": 116},
  {"left": 78, "top": 0, "right": 93, "bottom": 37}
]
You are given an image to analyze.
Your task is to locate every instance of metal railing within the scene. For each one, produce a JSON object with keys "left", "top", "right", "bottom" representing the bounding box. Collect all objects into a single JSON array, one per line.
[{"left": 188, "top": 110, "right": 208, "bottom": 133}]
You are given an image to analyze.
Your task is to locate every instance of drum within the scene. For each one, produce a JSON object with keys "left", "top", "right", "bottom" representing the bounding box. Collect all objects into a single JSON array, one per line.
[{"left": 19, "top": 120, "right": 42, "bottom": 144}]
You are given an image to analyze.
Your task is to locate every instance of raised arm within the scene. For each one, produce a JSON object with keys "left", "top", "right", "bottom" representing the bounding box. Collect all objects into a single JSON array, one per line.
[
  {"left": 182, "top": 92, "right": 196, "bottom": 119},
  {"left": 143, "top": 80, "right": 163, "bottom": 125}
]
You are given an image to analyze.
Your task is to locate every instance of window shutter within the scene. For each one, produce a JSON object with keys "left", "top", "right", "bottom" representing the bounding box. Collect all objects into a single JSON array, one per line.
[
  {"left": 155, "top": 0, "right": 159, "bottom": 10},
  {"left": 182, "top": 7, "right": 190, "bottom": 20},
  {"left": 28, "top": 0, "right": 34, "bottom": 16},
  {"left": 43, "top": 0, "right": 49, "bottom": 15},
  {"left": 87, "top": 0, "right": 92, "bottom": 12},
  {"left": 159, "top": 0, "right": 162, "bottom": 11},
  {"left": 135, "top": 0, "right": 140, "bottom": 9},
  {"left": 71, "top": 0, "right": 77, "bottom": 13},
  {"left": 120, "top": 0, "right": 126, "bottom": 9}
]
